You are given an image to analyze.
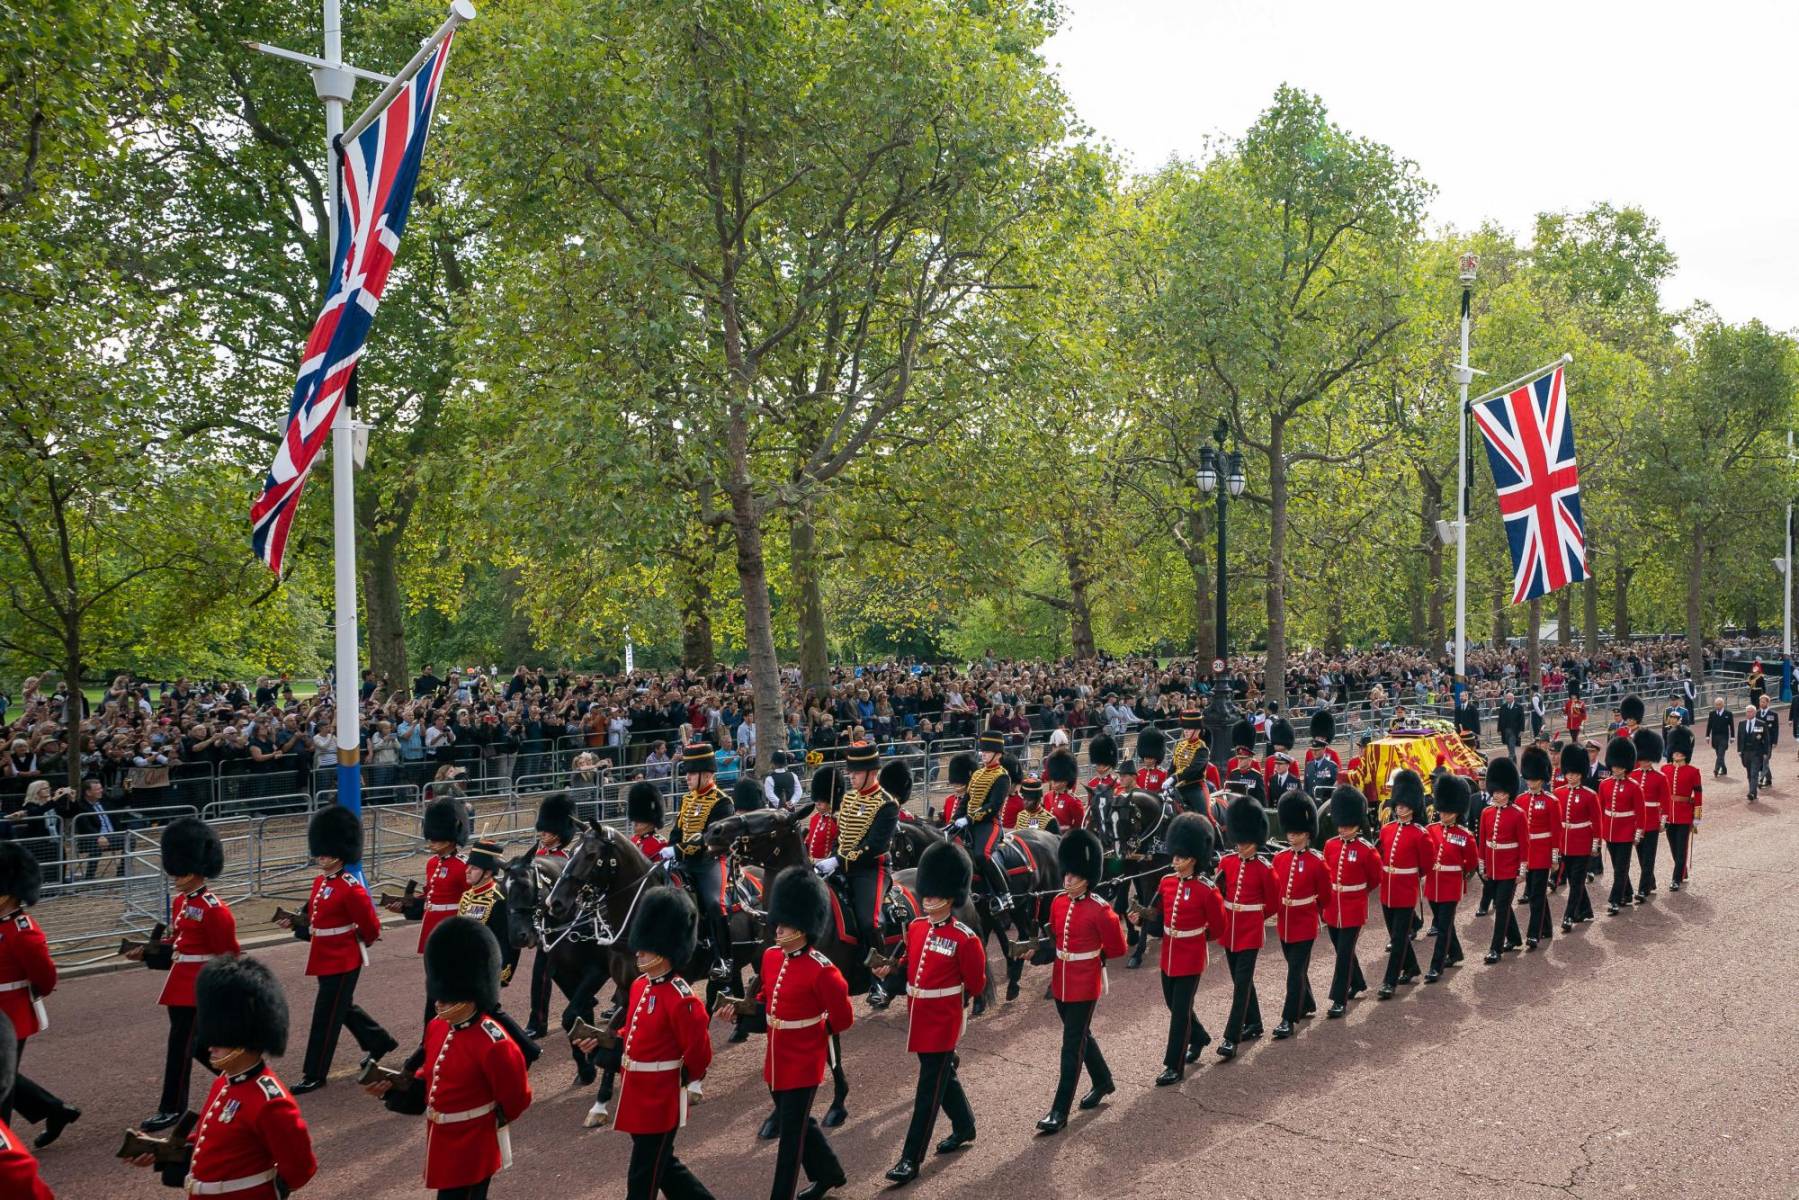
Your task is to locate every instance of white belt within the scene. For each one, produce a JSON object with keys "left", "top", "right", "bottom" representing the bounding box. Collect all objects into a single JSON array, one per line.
[
  {"left": 1528, "top": 832, "right": 1552, "bottom": 840},
  {"left": 768, "top": 1014, "right": 824, "bottom": 1030},
  {"left": 1602, "top": 810, "right": 1631, "bottom": 818},
  {"left": 624, "top": 1058, "right": 683, "bottom": 1072},
  {"left": 1334, "top": 882, "right": 1366, "bottom": 892},
  {"left": 1164, "top": 926, "right": 1208, "bottom": 939},
  {"left": 427, "top": 1102, "right": 495, "bottom": 1124},
  {"left": 1642, "top": 802, "right": 1660, "bottom": 809},
  {"left": 907, "top": 984, "right": 964, "bottom": 999},
  {"left": 0, "top": 980, "right": 27, "bottom": 992},
  {"left": 312, "top": 923, "right": 356, "bottom": 937},
  {"left": 1222, "top": 901, "right": 1260, "bottom": 912},
  {"left": 1281, "top": 895, "right": 1316, "bottom": 907},
  {"left": 173, "top": 953, "right": 216, "bottom": 964},
  {"left": 1565, "top": 821, "right": 1591, "bottom": 829},
  {"left": 425, "top": 903, "right": 459, "bottom": 913},
  {"left": 1056, "top": 948, "right": 1101, "bottom": 961},
  {"left": 1487, "top": 842, "right": 1518, "bottom": 850},
  {"left": 186, "top": 1169, "right": 277, "bottom": 1195},
  {"left": 1383, "top": 866, "right": 1417, "bottom": 875},
  {"left": 1433, "top": 864, "right": 1463, "bottom": 872}
]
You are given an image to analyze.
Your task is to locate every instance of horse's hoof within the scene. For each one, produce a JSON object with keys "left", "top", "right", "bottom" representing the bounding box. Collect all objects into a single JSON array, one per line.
[
  {"left": 972, "top": 995, "right": 988, "bottom": 1017},
  {"left": 583, "top": 1102, "right": 610, "bottom": 1129},
  {"left": 823, "top": 1105, "right": 848, "bottom": 1129},
  {"left": 758, "top": 1114, "right": 779, "bottom": 1141},
  {"left": 576, "top": 1062, "right": 597, "bottom": 1086},
  {"left": 1126, "top": 952, "right": 1144, "bottom": 970},
  {"left": 1005, "top": 981, "right": 1020, "bottom": 1002},
  {"left": 727, "top": 1025, "right": 750, "bottom": 1044}
]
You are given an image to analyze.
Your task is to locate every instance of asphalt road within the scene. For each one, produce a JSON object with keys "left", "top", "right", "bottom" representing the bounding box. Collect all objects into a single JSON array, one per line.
[{"left": 23, "top": 762, "right": 1799, "bottom": 1200}]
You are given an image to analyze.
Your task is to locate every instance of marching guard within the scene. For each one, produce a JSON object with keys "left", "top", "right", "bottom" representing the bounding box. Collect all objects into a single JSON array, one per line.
[
  {"left": 131, "top": 956, "right": 318, "bottom": 1199},
  {"left": 281, "top": 804, "right": 397, "bottom": 1094},
  {"left": 666, "top": 747, "right": 739, "bottom": 981},
  {"left": 629, "top": 783, "right": 668, "bottom": 859},
  {"left": 1216, "top": 794, "right": 1277, "bottom": 1053},
  {"left": 1663, "top": 725, "right": 1702, "bottom": 889},
  {"left": 400, "top": 799, "right": 471, "bottom": 1027},
  {"left": 1552, "top": 744, "right": 1598, "bottom": 928},
  {"left": 881, "top": 842, "right": 984, "bottom": 1185},
  {"left": 1134, "top": 726, "right": 1170, "bottom": 796},
  {"left": 1270, "top": 791, "right": 1327, "bottom": 1038},
  {"left": 1476, "top": 766, "right": 1524, "bottom": 963},
  {"left": 806, "top": 768, "right": 845, "bottom": 860},
  {"left": 373, "top": 917, "right": 533, "bottom": 1200},
  {"left": 1134, "top": 812, "right": 1222, "bottom": 1083},
  {"left": 1321, "top": 786, "right": 1379, "bottom": 1016},
  {"left": 0, "top": 1016, "right": 52, "bottom": 1200},
  {"left": 1042, "top": 750, "right": 1088, "bottom": 829},
  {"left": 1376, "top": 771, "right": 1428, "bottom": 997},
  {"left": 1083, "top": 734, "right": 1124, "bottom": 807},
  {"left": 1598, "top": 735, "right": 1643, "bottom": 915},
  {"left": 1631, "top": 727, "right": 1668, "bottom": 901},
  {"left": 529, "top": 791, "right": 579, "bottom": 1030},
  {"left": 1036, "top": 828, "right": 1125, "bottom": 1131},
  {"left": 1423, "top": 774, "right": 1476, "bottom": 980},
  {"left": 0, "top": 843, "right": 79, "bottom": 1147},
  {"left": 1519, "top": 753, "right": 1562, "bottom": 950}
]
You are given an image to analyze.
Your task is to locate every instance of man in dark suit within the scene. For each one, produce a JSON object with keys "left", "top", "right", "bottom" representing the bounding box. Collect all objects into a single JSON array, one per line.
[
  {"left": 1454, "top": 696, "right": 1481, "bottom": 745},
  {"left": 1756, "top": 695, "right": 1779, "bottom": 788},
  {"left": 1705, "top": 697, "right": 1733, "bottom": 777},
  {"left": 1738, "top": 706, "right": 1765, "bottom": 802},
  {"left": 1496, "top": 692, "right": 1525, "bottom": 762}
]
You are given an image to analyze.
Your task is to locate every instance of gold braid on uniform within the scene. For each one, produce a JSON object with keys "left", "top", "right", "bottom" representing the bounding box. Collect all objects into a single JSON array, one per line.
[
  {"left": 967, "top": 765, "right": 1006, "bottom": 822},
  {"left": 677, "top": 784, "right": 723, "bottom": 852},
  {"left": 1015, "top": 808, "right": 1055, "bottom": 834},
  {"left": 836, "top": 787, "right": 891, "bottom": 862},
  {"left": 1172, "top": 736, "right": 1203, "bottom": 774},
  {"left": 457, "top": 881, "right": 510, "bottom": 982}
]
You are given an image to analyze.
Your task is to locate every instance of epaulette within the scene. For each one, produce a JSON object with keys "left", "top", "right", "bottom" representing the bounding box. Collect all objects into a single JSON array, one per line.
[
  {"left": 482, "top": 1017, "right": 506, "bottom": 1042},
  {"left": 202, "top": 891, "right": 220, "bottom": 907},
  {"left": 952, "top": 920, "right": 976, "bottom": 937},
  {"left": 670, "top": 976, "right": 694, "bottom": 998},
  {"left": 257, "top": 1074, "right": 285, "bottom": 1101},
  {"left": 807, "top": 948, "right": 832, "bottom": 968},
  {"left": 12, "top": 912, "right": 31, "bottom": 930}
]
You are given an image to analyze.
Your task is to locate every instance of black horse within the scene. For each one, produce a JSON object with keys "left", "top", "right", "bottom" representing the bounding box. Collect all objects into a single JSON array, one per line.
[{"left": 1086, "top": 787, "right": 1174, "bottom": 968}]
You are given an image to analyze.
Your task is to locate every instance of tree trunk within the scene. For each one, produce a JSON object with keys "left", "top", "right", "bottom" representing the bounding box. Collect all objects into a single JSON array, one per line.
[
  {"left": 790, "top": 505, "right": 829, "bottom": 690},
  {"left": 362, "top": 531, "right": 408, "bottom": 689},
  {"left": 1583, "top": 576, "right": 1600, "bottom": 653},
  {"left": 1527, "top": 596, "right": 1542, "bottom": 689},
  {"left": 1614, "top": 562, "right": 1633, "bottom": 641},
  {"left": 1185, "top": 508, "right": 1215, "bottom": 661},
  {"left": 678, "top": 557, "right": 715, "bottom": 670},
  {"left": 1406, "top": 571, "right": 1425, "bottom": 646},
  {"left": 727, "top": 480, "right": 782, "bottom": 769},
  {"left": 1262, "top": 415, "right": 1289, "bottom": 704},
  {"left": 64, "top": 636, "right": 84, "bottom": 798},
  {"left": 1421, "top": 469, "right": 1445, "bottom": 652},
  {"left": 1746, "top": 600, "right": 1760, "bottom": 639},
  {"left": 1685, "top": 529, "right": 1706, "bottom": 683},
  {"left": 1492, "top": 587, "right": 1510, "bottom": 649},
  {"left": 1556, "top": 589, "right": 1572, "bottom": 646},
  {"left": 1063, "top": 545, "right": 1098, "bottom": 660},
  {"left": 1324, "top": 596, "right": 1344, "bottom": 655}
]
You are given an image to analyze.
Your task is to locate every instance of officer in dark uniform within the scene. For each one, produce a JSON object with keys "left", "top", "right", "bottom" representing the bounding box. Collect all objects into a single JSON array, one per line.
[
  {"left": 950, "top": 732, "right": 1013, "bottom": 920},
  {"left": 669, "top": 743, "right": 737, "bottom": 979},
  {"left": 816, "top": 745, "right": 901, "bottom": 1004}
]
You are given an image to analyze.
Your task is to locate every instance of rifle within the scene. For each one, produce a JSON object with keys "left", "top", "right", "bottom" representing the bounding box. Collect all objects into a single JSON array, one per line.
[
  {"left": 357, "top": 1058, "right": 406, "bottom": 1087},
  {"left": 379, "top": 879, "right": 419, "bottom": 910},
  {"left": 119, "top": 922, "right": 166, "bottom": 960},
  {"left": 117, "top": 1111, "right": 198, "bottom": 1164},
  {"left": 566, "top": 1017, "right": 617, "bottom": 1047},
  {"left": 1008, "top": 935, "right": 1047, "bottom": 962},
  {"left": 270, "top": 906, "right": 303, "bottom": 927},
  {"left": 711, "top": 993, "right": 757, "bottom": 1019},
  {"left": 863, "top": 947, "right": 897, "bottom": 974}
]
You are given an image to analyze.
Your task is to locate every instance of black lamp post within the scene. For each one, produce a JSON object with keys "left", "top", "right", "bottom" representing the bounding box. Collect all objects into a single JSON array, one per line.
[{"left": 1197, "top": 417, "right": 1245, "bottom": 744}]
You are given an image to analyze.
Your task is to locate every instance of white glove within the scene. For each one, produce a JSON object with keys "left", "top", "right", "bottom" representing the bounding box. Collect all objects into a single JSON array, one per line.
[
  {"left": 952, "top": 817, "right": 969, "bottom": 830},
  {"left": 657, "top": 846, "right": 676, "bottom": 862},
  {"left": 814, "top": 856, "right": 839, "bottom": 876}
]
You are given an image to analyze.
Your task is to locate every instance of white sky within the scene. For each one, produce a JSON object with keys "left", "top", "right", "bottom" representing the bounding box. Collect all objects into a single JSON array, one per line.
[{"left": 1045, "top": 0, "right": 1799, "bottom": 330}]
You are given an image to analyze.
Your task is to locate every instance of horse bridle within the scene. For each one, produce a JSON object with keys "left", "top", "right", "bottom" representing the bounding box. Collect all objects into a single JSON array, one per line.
[{"left": 536, "top": 828, "right": 655, "bottom": 951}]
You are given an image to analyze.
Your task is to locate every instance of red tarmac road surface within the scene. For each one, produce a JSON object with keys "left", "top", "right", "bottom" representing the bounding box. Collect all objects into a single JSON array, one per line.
[{"left": 23, "top": 766, "right": 1799, "bottom": 1199}]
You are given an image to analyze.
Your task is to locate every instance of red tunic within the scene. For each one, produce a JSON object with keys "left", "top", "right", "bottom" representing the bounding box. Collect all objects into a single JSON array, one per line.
[
  {"left": 803, "top": 810, "right": 839, "bottom": 860},
  {"left": 1477, "top": 802, "right": 1526, "bottom": 881},
  {"left": 1377, "top": 822, "right": 1430, "bottom": 908},
  {"left": 613, "top": 973, "right": 711, "bottom": 1136},
  {"left": 999, "top": 794, "right": 1023, "bottom": 830},
  {"left": 1134, "top": 766, "right": 1169, "bottom": 796},
  {"left": 937, "top": 793, "right": 963, "bottom": 826},
  {"left": 184, "top": 1064, "right": 317, "bottom": 1199},
  {"left": 1631, "top": 766, "right": 1668, "bottom": 834},
  {"left": 757, "top": 946, "right": 854, "bottom": 1091},
  {"left": 1321, "top": 836, "right": 1381, "bottom": 928},
  {"left": 1151, "top": 873, "right": 1224, "bottom": 977},
  {"left": 303, "top": 871, "right": 382, "bottom": 977},
  {"left": 631, "top": 831, "right": 668, "bottom": 860},
  {"left": 0, "top": 1118, "right": 52, "bottom": 1200},
  {"left": 1215, "top": 853, "right": 1279, "bottom": 952},
  {"left": 1046, "top": 788, "right": 1087, "bottom": 830},
  {"left": 0, "top": 910, "right": 55, "bottom": 1039},
  {"left": 159, "top": 887, "right": 239, "bottom": 1007},
  {"left": 1661, "top": 763, "right": 1703, "bottom": 825},
  {"left": 1597, "top": 776, "right": 1642, "bottom": 844},
  {"left": 1048, "top": 891, "right": 1128, "bottom": 1001},
  {"left": 901, "top": 916, "right": 985, "bottom": 1053},
  {"left": 1553, "top": 785, "right": 1600, "bottom": 857},
  {"left": 1423, "top": 824, "right": 1478, "bottom": 903},
  {"left": 1564, "top": 698, "right": 1587, "bottom": 733},
  {"left": 417, "top": 853, "right": 470, "bottom": 953},
  {"left": 1271, "top": 847, "right": 1330, "bottom": 943},
  {"left": 1082, "top": 772, "right": 1123, "bottom": 802},
  {"left": 417, "top": 1014, "right": 532, "bottom": 1190},
  {"left": 1522, "top": 792, "right": 1563, "bottom": 870}
]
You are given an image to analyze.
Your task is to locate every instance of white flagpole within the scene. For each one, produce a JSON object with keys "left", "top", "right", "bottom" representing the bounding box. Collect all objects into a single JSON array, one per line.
[
  {"left": 1785, "top": 429, "right": 1793, "bottom": 665},
  {"left": 341, "top": 1, "right": 475, "bottom": 143},
  {"left": 1453, "top": 254, "right": 1477, "bottom": 684}
]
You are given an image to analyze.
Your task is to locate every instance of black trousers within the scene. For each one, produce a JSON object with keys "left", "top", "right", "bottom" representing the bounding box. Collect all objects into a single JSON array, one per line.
[
  {"left": 1486, "top": 880, "right": 1521, "bottom": 956},
  {"left": 303, "top": 968, "right": 395, "bottom": 1081},
  {"left": 1279, "top": 939, "right": 1315, "bottom": 1023},
  {"left": 1158, "top": 974, "right": 1208, "bottom": 1069},
  {"left": 438, "top": 1183, "right": 490, "bottom": 1200},
  {"left": 1326, "top": 925, "right": 1366, "bottom": 1004},
  {"left": 1222, "top": 948, "right": 1261, "bottom": 1041},
  {"left": 769, "top": 1086, "right": 842, "bottom": 1200},
  {"left": 1427, "top": 901, "right": 1461, "bottom": 972},
  {"left": 1524, "top": 868, "right": 1553, "bottom": 941},
  {"left": 2, "top": 1040, "right": 66, "bottom": 1126},
  {"left": 1562, "top": 856, "right": 1593, "bottom": 922},
  {"left": 1476, "top": 877, "right": 1496, "bottom": 913},
  {"left": 1635, "top": 830, "right": 1660, "bottom": 895},
  {"left": 529, "top": 949, "right": 554, "bottom": 1028},
  {"left": 1381, "top": 906, "right": 1420, "bottom": 987},
  {"left": 158, "top": 1004, "right": 210, "bottom": 1115},
  {"left": 1743, "top": 754, "right": 1763, "bottom": 799},
  {"left": 845, "top": 862, "right": 890, "bottom": 953},
  {"left": 1050, "top": 998, "right": 1112, "bottom": 1112},
  {"left": 628, "top": 1129, "right": 715, "bottom": 1200},
  {"left": 1606, "top": 842, "right": 1634, "bottom": 907},
  {"left": 1667, "top": 825, "right": 1692, "bottom": 885},
  {"left": 1712, "top": 743, "right": 1728, "bottom": 774},
  {"left": 900, "top": 1051, "right": 974, "bottom": 1163}
]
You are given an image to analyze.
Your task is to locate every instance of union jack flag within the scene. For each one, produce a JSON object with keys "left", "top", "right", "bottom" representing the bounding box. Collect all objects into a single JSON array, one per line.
[
  {"left": 1472, "top": 365, "right": 1588, "bottom": 604},
  {"left": 250, "top": 34, "right": 457, "bottom": 573}
]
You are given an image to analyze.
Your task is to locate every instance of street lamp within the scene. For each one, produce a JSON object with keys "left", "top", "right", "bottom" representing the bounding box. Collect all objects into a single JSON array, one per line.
[{"left": 1196, "top": 416, "right": 1244, "bottom": 661}]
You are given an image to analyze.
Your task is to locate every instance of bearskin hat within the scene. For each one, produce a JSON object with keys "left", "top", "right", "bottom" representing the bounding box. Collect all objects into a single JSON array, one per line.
[
  {"left": 627, "top": 781, "right": 664, "bottom": 827},
  {"left": 1269, "top": 718, "right": 1296, "bottom": 751},
  {"left": 1043, "top": 749, "right": 1079, "bottom": 786},
  {"left": 768, "top": 866, "right": 830, "bottom": 943},
  {"left": 916, "top": 841, "right": 972, "bottom": 906},
  {"left": 1666, "top": 724, "right": 1695, "bottom": 761},
  {"left": 424, "top": 915, "right": 501, "bottom": 1012},
  {"left": 422, "top": 797, "right": 467, "bottom": 845},
  {"left": 1087, "top": 733, "right": 1118, "bottom": 769},
  {"left": 194, "top": 955, "right": 288, "bottom": 1057},
  {"left": 879, "top": 759, "right": 914, "bottom": 805},
  {"left": 946, "top": 752, "right": 977, "bottom": 788},
  {"left": 1605, "top": 735, "right": 1637, "bottom": 774},
  {"left": 1485, "top": 755, "right": 1521, "bottom": 798},
  {"left": 1329, "top": 785, "right": 1369, "bottom": 831},
  {"left": 307, "top": 804, "right": 361, "bottom": 863},
  {"left": 0, "top": 843, "right": 42, "bottom": 908},
  {"left": 731, "top": 777, "right": 763, "bottom": 814},
  {"left": 0, "top": 1014, "right": 15, "bottom": 1108},
  {"left": 1387, "top": 769, "right": 1425, "bottom": 816},
  {"left": 1058, "top": 827, "right": 1104, "bottom": 884},
  {"left": 1226, "top": 792, "right": 1269, "bottom": 845},
  {"left": 1230, "top": 718, "right": 1255, "bottom": 751},
  {"left": 162, "top": 816, "right": 224, "bottom": 879},
  {"left": 1310, "top": 709, "right": 1336, "bottom": 743},
  {"left": 1278, "top": 788, "right": 1318, "bottom": 839},
  {"left": 1135, "top": 725, "right": 1166, "bottom": 764},
  {"left": 812, "top": 765, "right": 847, "bottom": 811},
  {"left": 1559, "top": 742, "right": 1590, "bottom": 781},
  {"left": 535, "top": 791, "right": 578, "bottom": 842},
  {"left": 627, "top": 886, "right": 698, "bottom": 965},
  {"left": 1620, "top": 694, "right": 1645, "bottom": 725},
  {"left": 1520, "top": 745, "right": 1553, "bottom": 785},
  {"left": 1433, "top": 773, "right": 1470, "bottom": 819},
  {"left": 1632, "top": 727, "right": 1664, "bottom": 766},
  {"left": 1165, "top": 811, "right": 1216, "bottom": 867}
]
